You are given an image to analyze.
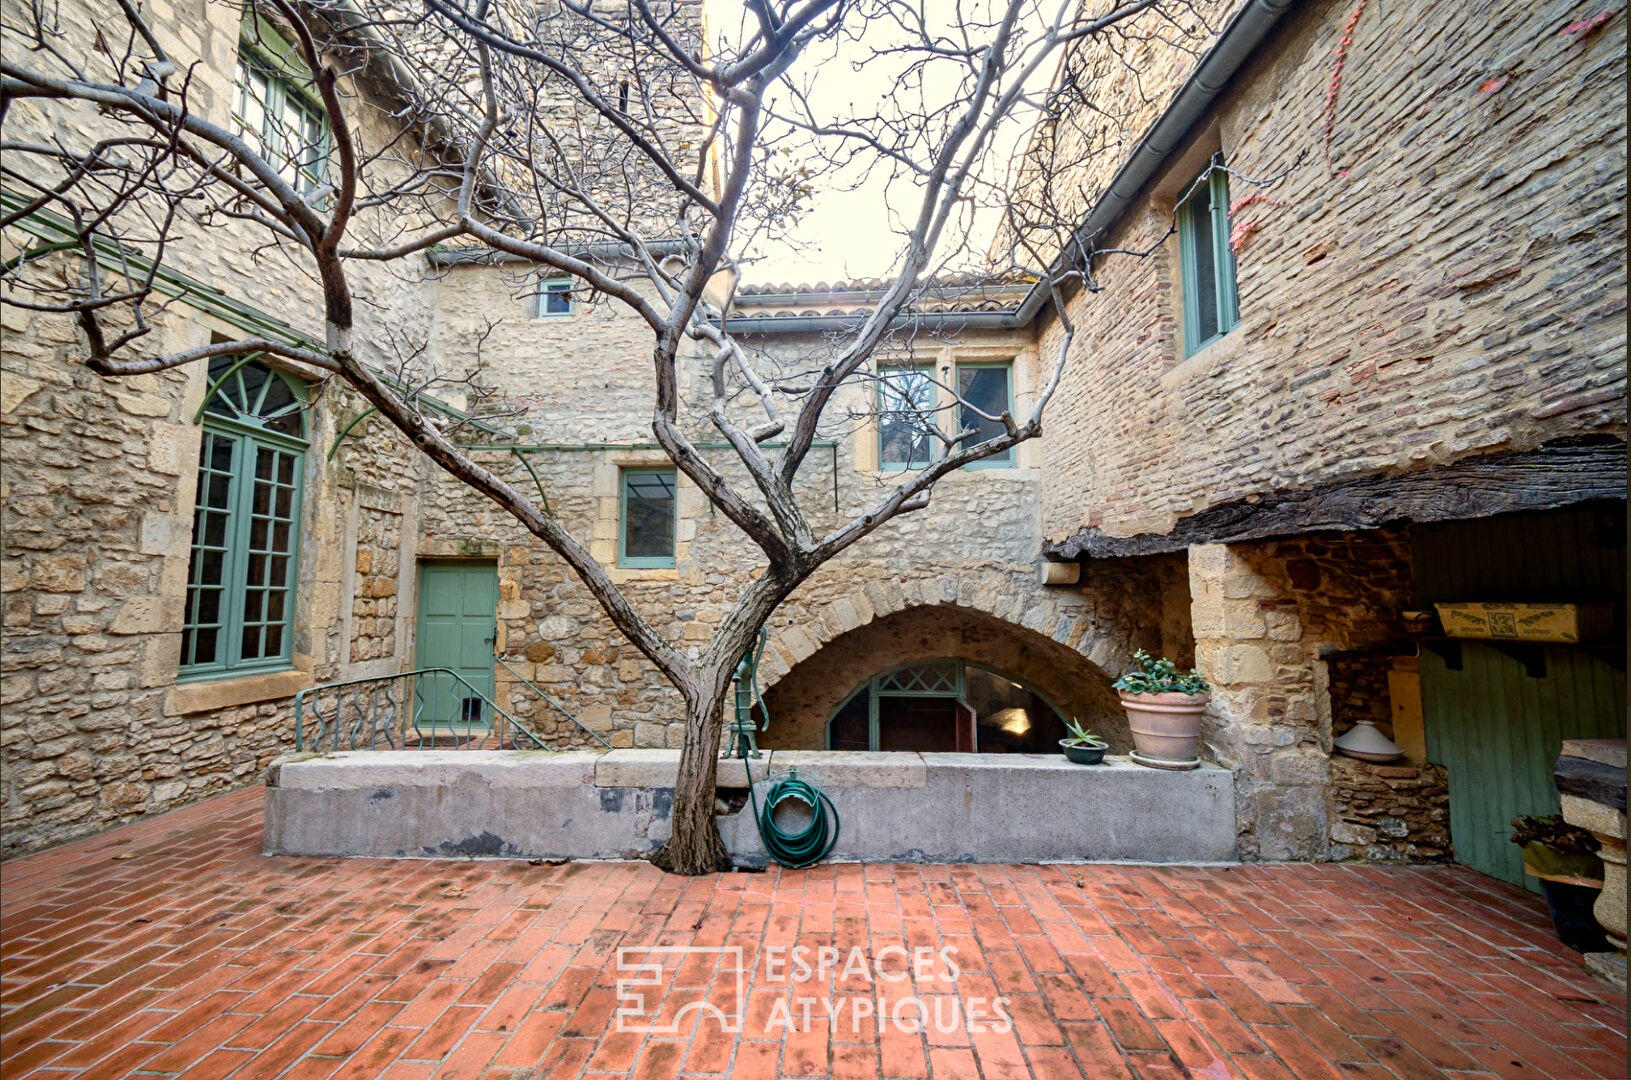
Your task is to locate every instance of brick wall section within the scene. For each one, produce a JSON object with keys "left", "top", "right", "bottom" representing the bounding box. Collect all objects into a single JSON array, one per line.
[{"left": 1037, "top": 0, "right": 1627, "bottom": 544}]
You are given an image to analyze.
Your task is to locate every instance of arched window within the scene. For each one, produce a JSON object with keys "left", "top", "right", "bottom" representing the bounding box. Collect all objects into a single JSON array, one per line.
[
  {"left": 827, "top": 660, "right": 1068, "bottom": 754},
  {"left": 180, "top": 356, "right": 309, "bottom": 678}
]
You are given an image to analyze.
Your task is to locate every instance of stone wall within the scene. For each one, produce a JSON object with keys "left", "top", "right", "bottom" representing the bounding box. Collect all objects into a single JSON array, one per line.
[
  {"left": 1327, "top": 757, "right": 1451, "bottom": 863},
  {"left": 0, "top": 0, "right": 439, "bottom": 854},
  {"left": 1036, "top": 0, "right": 1627, "bottom": 546},
  {"left": 1188, "top": 528, "right": 1416, "bottom": 860}
]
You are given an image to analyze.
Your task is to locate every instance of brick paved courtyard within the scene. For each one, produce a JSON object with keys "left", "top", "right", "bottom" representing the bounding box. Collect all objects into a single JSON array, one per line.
[{"left": 1, "top": 787, "right": 1625, "bottom": 1079}]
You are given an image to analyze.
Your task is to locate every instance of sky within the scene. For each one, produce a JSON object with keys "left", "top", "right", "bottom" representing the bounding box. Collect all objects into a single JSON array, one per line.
[{"left": 701, "top": 0, "right": 1040, "bottom": 286}]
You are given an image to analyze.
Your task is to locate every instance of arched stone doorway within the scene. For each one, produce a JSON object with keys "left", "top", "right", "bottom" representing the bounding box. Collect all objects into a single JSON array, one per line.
[{"left": 758, "top": 604, "right": 1130, "bottom": 752}]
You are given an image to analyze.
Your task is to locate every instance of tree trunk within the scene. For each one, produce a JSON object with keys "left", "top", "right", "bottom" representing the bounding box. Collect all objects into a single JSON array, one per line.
[{"left": 650, "top": 681, "right": 733, "bottom": 875}]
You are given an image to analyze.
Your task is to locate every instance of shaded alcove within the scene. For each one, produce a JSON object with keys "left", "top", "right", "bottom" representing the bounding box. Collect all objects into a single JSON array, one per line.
[{"left": 759, "top": 603, "right": 1129, "bottom": 752}]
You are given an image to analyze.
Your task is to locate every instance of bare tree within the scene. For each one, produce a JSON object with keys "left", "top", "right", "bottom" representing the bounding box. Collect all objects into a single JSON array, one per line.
[{"left": 1, "top": 0, "right": 1225, "bottom": 873}]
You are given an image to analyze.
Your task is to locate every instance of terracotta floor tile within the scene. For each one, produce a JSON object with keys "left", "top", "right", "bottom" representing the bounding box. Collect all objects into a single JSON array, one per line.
[{"left": 0, "top": 786, "right": 1624, "bottom": 1080}]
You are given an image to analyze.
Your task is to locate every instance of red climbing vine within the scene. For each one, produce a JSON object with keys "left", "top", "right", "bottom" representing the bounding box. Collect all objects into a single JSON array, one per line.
[{"left": 1322, "top": 0, "right": 1369, "bottom": 176}]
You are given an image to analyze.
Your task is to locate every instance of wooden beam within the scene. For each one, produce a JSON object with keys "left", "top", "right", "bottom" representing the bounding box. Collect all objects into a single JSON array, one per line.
[
  {"left": 1555, "top": 755, "right": 1627, "bottom": 812},
  {"left": 1047, "top": 437, "right": 1627, "bottom": 561}
]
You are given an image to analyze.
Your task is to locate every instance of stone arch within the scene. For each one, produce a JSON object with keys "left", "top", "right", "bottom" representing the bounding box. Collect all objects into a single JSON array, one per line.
[{"left": 757, "top": 602, "right": 1136, "bottom": 752}]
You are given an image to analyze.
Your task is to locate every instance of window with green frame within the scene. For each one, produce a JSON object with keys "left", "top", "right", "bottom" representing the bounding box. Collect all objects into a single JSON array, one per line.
[
  {"left": 619, "top": 467, "right": 677, "bottom": 568},
  {"left": 234, "top": 19, "right": 330, "bottom": 194},
  {"left": 877, "top": 364, "right": 938, "bottom": 470},
  {"left": 534, "top": 277, "right": 573, "bottom": 318},
  {"left": 955, "top": 361, "right": 1014, "bottom": 468},
  {"left": 1177, "top": 155, "right": 1240, "bottom": 357},
  {"left": 180, "top": 357, "right": 308, "bottom": 680}
]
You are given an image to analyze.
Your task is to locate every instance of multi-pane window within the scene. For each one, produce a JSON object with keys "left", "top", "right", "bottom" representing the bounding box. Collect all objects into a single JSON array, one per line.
[
  {"left": 181, "top": 357, "right": 307, "bottom": 679},
  {"left": 1177, "top": 155, "right": 1240, "bottom": 357},
  {"left": 233, "top": 34, "right": 329, "bottom": 195},
  {"left": 877, "top": 365, "right": 938, "bottom": 470},
  {"left": 955, "top": 362, "right": 1014, "bottom": 467},
  {"left": 619, "top": 468, "right": 677, "bottom": 568},
  {"left": 536, "top": 278, "right": 573, "bottom": 317}
]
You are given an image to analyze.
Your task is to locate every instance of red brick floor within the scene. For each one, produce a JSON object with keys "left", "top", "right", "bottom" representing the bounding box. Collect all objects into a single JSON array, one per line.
[{"left": 2, "top": 787, "right": 1625, "bottom": 1079}]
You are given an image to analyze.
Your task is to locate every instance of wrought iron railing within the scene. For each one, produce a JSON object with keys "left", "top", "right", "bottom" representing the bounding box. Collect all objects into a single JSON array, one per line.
[
  {"left": 294, "top": 668, "right": 551, "bottom": 751},
  {"left": 494, "top": 652, "right": 613, "bottom": 748}
]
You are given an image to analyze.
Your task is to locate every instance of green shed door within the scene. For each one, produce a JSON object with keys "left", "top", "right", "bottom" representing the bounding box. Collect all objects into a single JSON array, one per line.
[
  {"left": 1422, "top": 644, "right": 1625, "bottom": 889},
  {"left": 415, "top": 561, "right": 498, "bottom": 727}
]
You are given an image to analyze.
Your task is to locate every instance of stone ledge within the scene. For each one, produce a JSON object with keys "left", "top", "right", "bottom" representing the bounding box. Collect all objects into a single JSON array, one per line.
[
  {"left": 165, "top": 668, "right": 313, "bottom": 716},
  {"left": 265, "top": 750, "right": 1236, "bottom": 863},
  {"left": 595, "top": 749, "right": 754, "bottom": 789},
  {"left": 770, "top": 750, "right": 927, "bottom": 789}
]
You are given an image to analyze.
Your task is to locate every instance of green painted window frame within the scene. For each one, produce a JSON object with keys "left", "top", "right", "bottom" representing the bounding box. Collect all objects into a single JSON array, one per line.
[
  {"left": 618, "top": 467, "right": 678, "bottom": 569},
  {"left": 1177, "top": 156, "right": 1240, "bottom": 358},
  {"left": 234, "top": 18, "right": 330, "bottom": 195},
  {"left": 955, "top": 361, "right": 1016, "bottom": 469},
  {"left": 876, "top": 364, "right": 939, "bottom": 471},
  {"left": 179, "top": 363, "right": 309, "bottom": 682},
  {"left": 535, "top": 277, "right": 574, "bottom": 318}
]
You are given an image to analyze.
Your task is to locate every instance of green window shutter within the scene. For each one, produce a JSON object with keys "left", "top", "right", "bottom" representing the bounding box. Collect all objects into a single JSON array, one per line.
[
  {"left": 1210, "top": 167, "right": 1240, "bottom": 334},
  {"left": 181, "top": 360, "right": 307, "bottom": 681},
  {"left": 619, "top": 467, "right": 677, "bottom": 568},
  {"left": 955, "top": 362, "right": 1015, "bottom": 468}
]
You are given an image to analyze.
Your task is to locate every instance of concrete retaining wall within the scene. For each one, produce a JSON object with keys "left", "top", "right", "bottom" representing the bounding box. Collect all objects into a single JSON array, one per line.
[{"left": 263, "top": 749, "right": 1236, "bottom": 864}]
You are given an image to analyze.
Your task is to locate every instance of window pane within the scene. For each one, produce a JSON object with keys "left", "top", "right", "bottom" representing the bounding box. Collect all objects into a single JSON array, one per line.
[
  {"left": 192, "top": 627, "right": 218, "bottom": 664},
  {"left": 878, "top": 367, "right": 936, "bottom": 468},
  {"left": 957, "top": 366, "right": 1013, "bottom": 463},
  {"left": 182, "top": 420, "right": 304, "bottom": 675},
  {"left": 541, "top": 281, "right": 572, "bottom": 315},
  {"left": 1185, "top": 183, "right": 1219, "bottom": 345},
  {"left": 622, "top": 471, "right": 676, "bottom": 562}
]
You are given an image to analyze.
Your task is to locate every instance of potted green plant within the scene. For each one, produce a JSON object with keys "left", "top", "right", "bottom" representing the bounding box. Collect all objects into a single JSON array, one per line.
[
  {"left": 1510, "top": 814, "right": 1608, "bottom": 953},
  {"left": 1059, "top": 719, "right": 1109, "bottom": 765},
  {"left": 1113, "top": 650, "right": 1211, "bottom": 770}
]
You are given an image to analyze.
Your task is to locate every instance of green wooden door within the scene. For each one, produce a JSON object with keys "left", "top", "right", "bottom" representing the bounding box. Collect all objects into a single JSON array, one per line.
[
  {"left": 1414, "top": 506, "right": 1627, "bottom": 889},
  {"left": 415, "top": 561, "right": 498, "bottom": 727},
  {"left": 1422, "top": 644, "right": 1625, "bottom": 889}
]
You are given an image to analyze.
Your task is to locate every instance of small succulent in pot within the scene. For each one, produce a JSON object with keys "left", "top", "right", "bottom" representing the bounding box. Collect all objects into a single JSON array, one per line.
[
  {"left": 1111, "top": 650, "right": 1211, "bottom": 696},
  {"left": 1059, "top": 718, "right": 1108, "bottom": 765}
]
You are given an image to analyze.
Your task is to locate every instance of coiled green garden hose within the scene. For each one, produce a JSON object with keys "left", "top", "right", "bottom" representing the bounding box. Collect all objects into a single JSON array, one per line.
[
  {"left": 747, "top": 764, "right": 840, "bottom": 869},
  {"left": 735, "top": 629, "right": 839, "bottom": 869}
]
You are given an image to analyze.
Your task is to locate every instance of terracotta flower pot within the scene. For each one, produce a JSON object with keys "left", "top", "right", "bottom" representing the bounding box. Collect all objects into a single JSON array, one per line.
[{"left": 1119, "top": 690, "right": 1208, "bottom": 770}]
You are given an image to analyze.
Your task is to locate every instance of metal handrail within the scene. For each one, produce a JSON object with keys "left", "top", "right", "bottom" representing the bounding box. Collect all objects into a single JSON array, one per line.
[
  {"left": 494, "top": 652, "right": 613, "bottom": 748},
  {"left": 295, "top": 667, "right": 551, "bottom": 751}
]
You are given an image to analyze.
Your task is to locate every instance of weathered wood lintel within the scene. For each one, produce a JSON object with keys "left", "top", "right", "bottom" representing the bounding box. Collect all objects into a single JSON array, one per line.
[
  {"left": 1555, "top": 756, "right": 1628, "bottom": 813},
  {"left": 1047, "top": 437, "right": 1627, "bottom": 561}
]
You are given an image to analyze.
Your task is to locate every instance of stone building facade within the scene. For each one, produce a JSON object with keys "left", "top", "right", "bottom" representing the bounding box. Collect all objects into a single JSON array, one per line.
[{"left": 2, "top": 0, "right": 1625, "bottom": 876}]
